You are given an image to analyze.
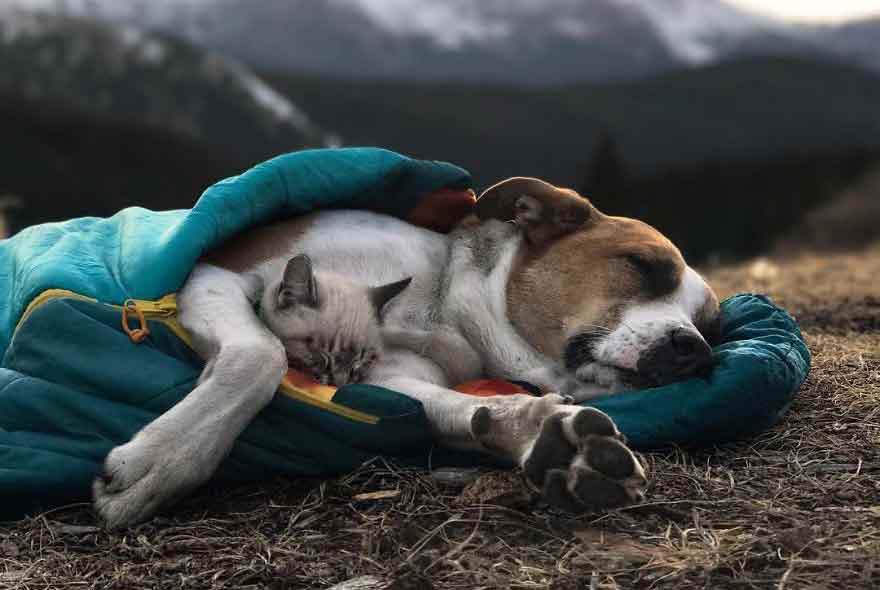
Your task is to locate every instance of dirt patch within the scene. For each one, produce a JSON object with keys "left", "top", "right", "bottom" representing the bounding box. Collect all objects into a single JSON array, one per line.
[
  {"left": 708, "top": 242, "right": 880, "bottom": 334},
  {"left": 2, "top": 244, "right": 879, "bottom": 589}
]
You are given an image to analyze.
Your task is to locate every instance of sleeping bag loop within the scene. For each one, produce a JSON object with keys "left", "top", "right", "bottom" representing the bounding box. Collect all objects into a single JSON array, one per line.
[{"left": 121, "top": 299, "right": 150, "bottom": 344}]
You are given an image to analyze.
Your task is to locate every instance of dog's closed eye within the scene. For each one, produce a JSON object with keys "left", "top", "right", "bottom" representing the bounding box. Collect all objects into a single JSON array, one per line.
[
  {"left": 564, "top": 331, "right": 605, "bottom": 370},
  {"left": 624, "top": 254, "right": 679, "bottom": 297}
]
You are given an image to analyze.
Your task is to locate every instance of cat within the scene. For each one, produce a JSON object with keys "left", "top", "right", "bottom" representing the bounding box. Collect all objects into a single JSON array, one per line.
[{"left": 258, "top": 254, "right": 411, "bottom": 386}]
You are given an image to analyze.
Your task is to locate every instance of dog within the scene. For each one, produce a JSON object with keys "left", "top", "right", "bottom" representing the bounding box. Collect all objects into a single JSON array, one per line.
[{"left": 92, "top": 177, "right": 720, "bottom": 527}]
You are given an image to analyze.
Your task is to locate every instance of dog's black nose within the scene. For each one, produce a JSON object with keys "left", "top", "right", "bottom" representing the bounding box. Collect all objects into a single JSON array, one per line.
[
  {"left": 671, "top": 328, "right": 712, "bottom": 367},
  {"left": 636, "top": 328, "right": 713, "bottom": 385}
]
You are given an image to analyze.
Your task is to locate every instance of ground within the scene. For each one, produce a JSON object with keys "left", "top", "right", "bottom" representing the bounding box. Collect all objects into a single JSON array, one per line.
[{"left": 1, "top": 242, "right": 878, "bottom": 589}]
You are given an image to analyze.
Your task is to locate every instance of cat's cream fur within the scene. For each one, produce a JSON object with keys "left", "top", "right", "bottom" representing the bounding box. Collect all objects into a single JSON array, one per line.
[{"left": 258, "top": 254, "right": 410, "bottom": 386}]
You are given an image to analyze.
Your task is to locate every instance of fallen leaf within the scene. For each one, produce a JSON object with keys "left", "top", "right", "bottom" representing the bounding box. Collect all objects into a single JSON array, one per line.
[{"left": 352, "top": 490, "right": 401, "bottom": 501}]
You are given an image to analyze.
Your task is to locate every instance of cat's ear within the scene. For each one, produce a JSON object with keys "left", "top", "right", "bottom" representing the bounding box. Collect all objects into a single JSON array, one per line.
[
  {"left": 369, "top": 277, "right": 412, "bottom": 319},
  {"left": 278, "top": 254, "right": 318, "bottom": 309}
]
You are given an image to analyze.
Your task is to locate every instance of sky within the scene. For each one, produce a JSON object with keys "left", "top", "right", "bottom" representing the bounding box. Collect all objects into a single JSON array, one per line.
[
  {"left": 728, "top": 0, "right": 880, "bottom": 23},
  {"left": 6, "top": 0, "right": 880, "bottom": 25}
]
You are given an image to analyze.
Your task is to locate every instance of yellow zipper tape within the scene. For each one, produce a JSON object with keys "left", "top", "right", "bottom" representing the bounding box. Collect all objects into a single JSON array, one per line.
[{"left": 14, "top": 290, "right": 379, "bottom": 425}]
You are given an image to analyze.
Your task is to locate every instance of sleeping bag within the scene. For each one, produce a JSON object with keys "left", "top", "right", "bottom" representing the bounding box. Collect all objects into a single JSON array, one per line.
[{"left": 0, "top": 148, "right": 810, "bottom": 520}]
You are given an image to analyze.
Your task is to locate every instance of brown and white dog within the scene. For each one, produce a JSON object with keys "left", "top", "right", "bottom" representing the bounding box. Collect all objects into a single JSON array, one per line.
[{"left": 92, "top": 177, "right": 720, "bottom": 527}]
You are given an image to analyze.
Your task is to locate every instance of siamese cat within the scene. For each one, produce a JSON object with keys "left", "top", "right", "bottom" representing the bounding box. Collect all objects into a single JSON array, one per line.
[{"left": 259, "top": 254, "right": 411, "bottom": 386}]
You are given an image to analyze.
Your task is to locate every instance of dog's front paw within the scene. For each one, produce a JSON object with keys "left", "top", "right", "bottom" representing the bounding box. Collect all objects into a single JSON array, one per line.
[
  {"left": 523, "top": 406, "right": 646, "bottom": 511},
  {"left": 93, "top": 432, "right": 211, "bottom": 529},
  {"left": 522, "top": 367, "right": 609, "bottom": 402},
  {"left": 575, "top": 363, "right": 633, "bottom": 394},
  {"left": 470, "top": 396, "right": 646, "bottom": 512}
]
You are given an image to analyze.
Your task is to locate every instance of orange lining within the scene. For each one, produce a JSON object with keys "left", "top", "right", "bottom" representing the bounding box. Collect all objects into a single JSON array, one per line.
[{"left": 406, "top": 188, "right": 477, "bottom": 233}]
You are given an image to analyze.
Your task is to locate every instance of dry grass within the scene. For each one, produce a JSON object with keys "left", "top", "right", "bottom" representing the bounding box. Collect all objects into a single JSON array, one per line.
[{"left": 2, "top": 244, "right": 879, "bottom": 589}]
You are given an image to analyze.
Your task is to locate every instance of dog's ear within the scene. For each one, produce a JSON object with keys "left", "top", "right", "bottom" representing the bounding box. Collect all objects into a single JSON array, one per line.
[
  {"left": 369, "top": 277, "right": 413, "bottom": 319},
  {"left": 475, "top": 177, "right": 595, "bottom": 246},
  {"left": 279, "top": 254, "right": 318, "bottom": 308}
]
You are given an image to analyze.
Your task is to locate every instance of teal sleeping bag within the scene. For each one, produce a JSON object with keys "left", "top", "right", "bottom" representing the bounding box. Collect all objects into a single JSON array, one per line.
[{"left": 0, "top": 148, "right": 810, "bottom": 520}]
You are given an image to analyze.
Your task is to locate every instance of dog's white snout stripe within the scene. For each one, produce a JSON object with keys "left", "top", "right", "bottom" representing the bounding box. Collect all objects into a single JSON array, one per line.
[{"left": 580, "top": 266, "right": 713, "bottom": 381}]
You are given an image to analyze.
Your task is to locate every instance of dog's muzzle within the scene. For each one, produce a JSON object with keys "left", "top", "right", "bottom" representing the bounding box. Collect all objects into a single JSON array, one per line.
[{"left": 636, "top": 327, "right": 713, "bottom": 386}]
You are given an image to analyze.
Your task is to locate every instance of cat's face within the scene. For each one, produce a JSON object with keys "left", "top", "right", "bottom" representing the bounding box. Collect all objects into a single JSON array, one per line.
[
  {"left": 260, "top": 255, "right": 411, "bottom": 386},
  {"left": 276, "top": 310, "right": 380, "bottom": 386}
]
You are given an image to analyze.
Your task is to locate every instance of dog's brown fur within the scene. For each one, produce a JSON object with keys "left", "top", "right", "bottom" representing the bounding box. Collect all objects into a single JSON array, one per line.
[
  {"left": 474, "top": 177, "right": 693, "bottom": 358},
  {"left": 203, "top": 217, "right": 314, "bottom": 273}
]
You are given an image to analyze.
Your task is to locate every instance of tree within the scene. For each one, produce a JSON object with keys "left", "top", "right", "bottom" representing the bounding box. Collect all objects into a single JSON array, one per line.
[
  {"left": 0, "top": 194, "right": 22, "bottom": 239},
  {"left": 582, "top": 130, "right": 627, "bottom": 201}
]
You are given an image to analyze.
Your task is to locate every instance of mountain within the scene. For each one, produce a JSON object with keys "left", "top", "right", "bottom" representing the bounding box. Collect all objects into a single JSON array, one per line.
[
  {"left": 4, "top": 0, "right": 877, "bottom": 84},
  {"left": 822, "top": 18, "right": 880, "bottom": 72},
  {"left": 265, "top": 56, "right": 880, "bottom": 185},
  {"left": 0, "top": 92, "right": 246, "bottom": 233},
  {"left": 0, "top": 5, "right": 333, "bottom": 163},
  {"left": 265, "top": 56, "right": 880, "bottom": 261}
]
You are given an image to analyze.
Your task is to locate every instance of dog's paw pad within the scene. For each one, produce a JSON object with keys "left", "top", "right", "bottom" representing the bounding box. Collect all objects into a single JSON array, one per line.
[
  {"left": 569, "top": 467, "right": 633, "bottom": 510},
  {"left": 542, "top": 468, "right": 584, "bottom": 512},
  {"left": 520, "top": 405, "right": 646, "bottom": 513},
  {"left": 522, "top": 413, "right": 576, "bottom": 487},
  {"left": 570, "top": 406, "right": 618, "bottom": 438},
  {"left": 470, "top": 406, "right": 492, "bottom": 437},
  {"left": 583, "top": 437, "right": 638, "bottom": 480}
]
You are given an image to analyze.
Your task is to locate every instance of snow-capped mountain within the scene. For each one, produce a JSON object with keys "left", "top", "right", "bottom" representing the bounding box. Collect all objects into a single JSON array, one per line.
[
  {"left": 819, "top": 17, "right": 880, "bottom": 72},
  {"left": 352, "top": 0, "right": 791, "bottom": 63},
  {"left": 2, "top": 0, "right": 877, "bottom": 84},
  {"left": 0, "top": 4, "right": 332, "bottom": 159}
]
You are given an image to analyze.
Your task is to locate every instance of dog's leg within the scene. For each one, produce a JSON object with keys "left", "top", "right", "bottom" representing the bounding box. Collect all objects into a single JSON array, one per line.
[
  {"left": 93, "top": 264, "right": 287, "bottom": 528},
  {"left": 370, "top": 352, "right": 647, "bottom": 511},
  {"left": 447, "top": 225, "right": 607, "bottom": 401},
  {"left": 458, "top": 305, "right": 608, "bottom": 401}
]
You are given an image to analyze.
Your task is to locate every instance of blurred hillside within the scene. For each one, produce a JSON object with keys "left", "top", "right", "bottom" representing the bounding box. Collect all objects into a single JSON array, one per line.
[
  {"left": 266, "top": 57, "right": 880, "bottom": 261},
  {"left": 774, "top": 167, "right": 880, "bottom": 254},
  {"left": 0, "top": 8, "right": 330, "bottom": 162},
  {"left": 0, "top": 8, "right": 330, "bottom": 237},
  {"left": 0, "top": 92, "right": 246, "bottom": 231},
  {"left": 266, "top": 57, "right": 880, "bottom": 181}
]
